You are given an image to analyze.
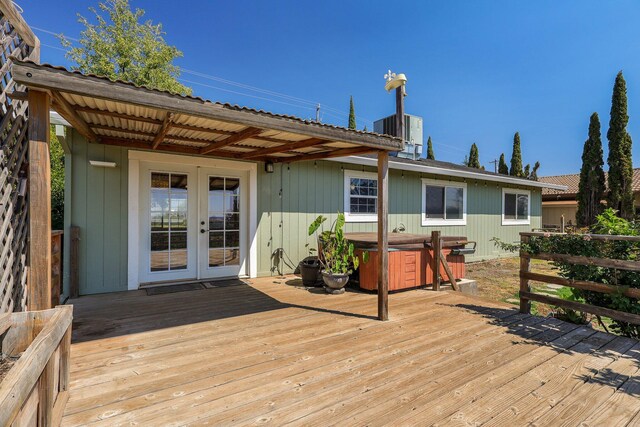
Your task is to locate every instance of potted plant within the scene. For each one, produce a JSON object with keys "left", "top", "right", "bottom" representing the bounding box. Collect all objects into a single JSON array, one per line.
[
  {"left": 298, "top": 243, "right": 322, "bottom": 286},
  {"left": 308, "top": 213, "right": 367, "bottom": 293}
]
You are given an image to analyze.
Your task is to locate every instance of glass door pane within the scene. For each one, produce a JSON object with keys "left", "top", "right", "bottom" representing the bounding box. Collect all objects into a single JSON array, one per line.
[
  {"left": 150, "top": 172, "right": 188, "bottom": 272},
  {"left": 208, "top": 176, "right": 240, "bottom": 267}
]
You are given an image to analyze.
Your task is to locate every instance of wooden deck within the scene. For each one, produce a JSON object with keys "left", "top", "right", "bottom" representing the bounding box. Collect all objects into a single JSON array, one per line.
[{"left": 62, "top": 276, "right": 640, "bottom": 426}]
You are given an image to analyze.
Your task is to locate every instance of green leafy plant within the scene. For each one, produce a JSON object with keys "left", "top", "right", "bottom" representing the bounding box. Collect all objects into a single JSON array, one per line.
[
  {"left": 308, "top": 213, "right": 368, "bottom": 275},
  {"left": 492, "top": 208, "right": 639, "bottom": 337}
]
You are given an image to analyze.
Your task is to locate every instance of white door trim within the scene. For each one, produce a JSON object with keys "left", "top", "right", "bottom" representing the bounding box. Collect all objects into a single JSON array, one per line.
[{"left": 127, "top": 150, "right": 258, "bottom": 290}]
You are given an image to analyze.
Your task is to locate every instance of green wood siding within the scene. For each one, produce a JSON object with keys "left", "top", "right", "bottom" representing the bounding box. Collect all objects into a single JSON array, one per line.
[
  {"left": 64, "top": 131, "right": 541, "bottom": 293},
  {"left": 256, "top": 161, "right": 541, "bottom": 276},
  {"left": 64, "top": 132, "right": 129, "bottom": 295}
]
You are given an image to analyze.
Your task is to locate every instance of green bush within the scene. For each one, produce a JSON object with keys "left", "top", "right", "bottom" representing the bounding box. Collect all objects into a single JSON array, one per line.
[
  {"left": 50, "top": 127, "right": 65, "bottom": 231},
  {"left": 528, "top": 209, "right": 639, "bottom": 337}
]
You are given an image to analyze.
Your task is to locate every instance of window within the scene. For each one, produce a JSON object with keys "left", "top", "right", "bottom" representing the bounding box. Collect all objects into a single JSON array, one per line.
[
  {"left": 502, "top": 188, "right": 530, "bottom": 225},
  {"left": 344, "top": 170, "right": 378, "bottom": 222},
  {"left": 421, "top": 179, "right": 466, "bottom": 226},
  {"left": 150, "top": 172, "right": 188, "bottom": 272}
]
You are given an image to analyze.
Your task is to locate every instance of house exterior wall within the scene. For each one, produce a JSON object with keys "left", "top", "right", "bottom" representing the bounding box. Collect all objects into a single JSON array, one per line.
[
  {"left": 64, "top": 131, "right": 542, "bottom": 295},
  {"left": 541, "top": 203, "right": 578, "bottom": 228}
]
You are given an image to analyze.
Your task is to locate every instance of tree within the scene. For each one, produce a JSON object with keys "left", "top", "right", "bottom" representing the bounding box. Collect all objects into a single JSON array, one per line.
[
  {"left": 467, "top": 143, "right": 481, "bottom": 168},
  {"left": 607, "top": 71, "right": 635, "bottom": 219},
  {"left": 348, "top": 96, "right": 356, "bottom": 130},
  {"left": 523, "top": 164, "right": 530, "bottom": 178},
  {"left": 576, "top": 112, "right": 606, "bottom": 226},
  {"left": 509, "top": 132, "right": 524, "bottom": 177},
  {"left": 530, "top": 161, "right": 540, "bottom": 181},
  {"left": 60, "top": 0, "right": 191, "bottom": 95},
  {"left": 426, "top": 136, "right": 435, "bottom": 160},
  {"left": 498, "top": 153, "right": 509, "bottom": 174}
]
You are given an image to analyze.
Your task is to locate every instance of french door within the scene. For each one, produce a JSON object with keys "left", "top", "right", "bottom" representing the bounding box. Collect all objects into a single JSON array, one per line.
[
  {"left": 138, "top": 162, "right": 247, "bottom": 284},
  {"left": 198, "top": 169, "right": 247, "bottom": 279}
]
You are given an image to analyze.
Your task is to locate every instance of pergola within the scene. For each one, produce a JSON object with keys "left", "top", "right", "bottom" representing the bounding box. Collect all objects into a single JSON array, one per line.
[{"left": 11, "top": 59, "right": 403, "bottom": 320}]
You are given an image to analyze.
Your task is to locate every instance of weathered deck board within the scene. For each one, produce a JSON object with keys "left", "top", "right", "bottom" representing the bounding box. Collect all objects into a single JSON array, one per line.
[{"left": 61, "top": 276, "right": 640, "bottom": 426}]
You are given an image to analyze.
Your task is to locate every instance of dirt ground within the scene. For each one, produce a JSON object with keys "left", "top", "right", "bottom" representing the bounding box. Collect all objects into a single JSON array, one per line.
[{"left": 465, "top": 257, "right": 560, "bottom": 316}]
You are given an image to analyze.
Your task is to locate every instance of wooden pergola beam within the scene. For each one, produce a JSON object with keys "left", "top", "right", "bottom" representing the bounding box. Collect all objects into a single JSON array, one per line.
[
  {"left": 240, "top": 137, "right": 325, "bottom": 159},
  {"left": 27, "top": 89, "right": 52, "bottom": 310},
  {"left": 51, "top": 91, "right": 100, "bottom": 144},
  {"left": 283, "top": 146, "right": 374, "bottom": 163},
  {"left": 199, "top": 126, "right": 263, "bottom": 155},
  {"left": 152, "top": 112, "right": 174, "bottom": 149},
  {"left": 377, "top": 151, "right": 389, "bottom": 321}
]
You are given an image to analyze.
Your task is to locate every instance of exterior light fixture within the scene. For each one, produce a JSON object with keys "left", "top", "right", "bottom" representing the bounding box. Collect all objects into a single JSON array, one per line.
[
  {"left": 265, "top": 161, "right": 274, "bottom": 173},
  {"left": 89, "top": 160, "right": 117, "bottom": 168}
]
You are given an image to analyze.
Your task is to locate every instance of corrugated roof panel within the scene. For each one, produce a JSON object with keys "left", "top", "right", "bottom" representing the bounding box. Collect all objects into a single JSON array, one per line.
[
  {"left": 62, "top": 93, "right": 165, "bottom": 121},
  {"left": 80, "top": 112, "right": 159, "bottom": 134},
  {"left": 323, "top": 141, "right": 359, "bottom": 148},
  {"left": 167, "top": 127, "right": 225, "bottom": 142},
  {"left": 95, "top": 128, "right": 152, "bottom": 141},
  {"left": 163, "top": 138, "right": 208, "bottom": 148},
  {"left": 176, "top": 115, "right": 246, "bottom": 133},
  {"left": 259, "top": 130, "right": 308, "bottom": 142},
  {"left": 217, "top": 145, "right": 255, "bottom": 153},
  {"left": 235, "top": 138, "right": 282, "bottom": 149}
]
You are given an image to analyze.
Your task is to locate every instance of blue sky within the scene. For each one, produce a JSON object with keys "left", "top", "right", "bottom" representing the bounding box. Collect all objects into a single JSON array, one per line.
[{"left": 23, "top": 0, "right": 640, "bottom": 175}]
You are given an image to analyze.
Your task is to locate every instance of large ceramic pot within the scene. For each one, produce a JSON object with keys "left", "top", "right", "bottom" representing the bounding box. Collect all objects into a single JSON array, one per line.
[
  {"left": 299, "top": 257, "right": 321, "bottom": 286},
  {"left": 321, "top": 270, "right": 350, "bottom": 293}
]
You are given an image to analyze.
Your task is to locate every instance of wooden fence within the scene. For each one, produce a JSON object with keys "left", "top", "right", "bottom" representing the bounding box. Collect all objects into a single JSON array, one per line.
[
  {"left": 0, "top": 0, "right": 40, "bottom": 313},
  {"left": 0, "top": 305, "right": 72, "bottom": 426},
  {"left": 519, "top": 231, "right": 640, "bottom": 325}
]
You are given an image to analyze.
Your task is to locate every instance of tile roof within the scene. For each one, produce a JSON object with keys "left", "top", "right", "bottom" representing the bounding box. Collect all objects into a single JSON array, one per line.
[{"left": 540, "top": 168, "right": 640, "bottom": 196}]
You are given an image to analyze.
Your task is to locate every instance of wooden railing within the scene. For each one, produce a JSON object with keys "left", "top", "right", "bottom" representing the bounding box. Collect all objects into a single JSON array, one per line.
[
  {"left": 51, "top": 231, "right": 63, "bottom": 306},
  {"left": 0, "top": 305, "right": 73, "bottom": 426},
  {"left": 519, "top": 231, "right": 640, "bottom": 325}
]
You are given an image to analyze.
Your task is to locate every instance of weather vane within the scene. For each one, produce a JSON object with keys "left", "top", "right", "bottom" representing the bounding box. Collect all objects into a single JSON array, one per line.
[{"left": 384, "top": 70, "right": 396, "bottom": 82}]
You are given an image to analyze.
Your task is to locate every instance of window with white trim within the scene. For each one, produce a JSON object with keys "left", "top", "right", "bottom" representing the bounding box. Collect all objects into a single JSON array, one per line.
[
  {"left": 421, "top": 179, "right": 466, "bottom": 226},
  {"left": 344, "top": 170, "right": 378, "bottom": 222},
  {"left": 502, "top": 188, "right": 530, "bottom": 225}
]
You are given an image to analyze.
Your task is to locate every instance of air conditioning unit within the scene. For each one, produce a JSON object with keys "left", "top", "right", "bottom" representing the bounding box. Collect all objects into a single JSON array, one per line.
[{"left": 373, "top": 113, "right": 423, "bottom": 159}]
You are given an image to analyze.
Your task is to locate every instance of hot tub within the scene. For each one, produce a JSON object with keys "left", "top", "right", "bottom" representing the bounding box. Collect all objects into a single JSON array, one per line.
[{"left": 345, "top": 232, "right": 469, "bottom": 292}]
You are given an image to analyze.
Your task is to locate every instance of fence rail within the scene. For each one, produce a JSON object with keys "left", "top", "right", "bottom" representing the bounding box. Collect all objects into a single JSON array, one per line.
[{"left": 519, "top": 232, "right": 640, "bottom": 326}]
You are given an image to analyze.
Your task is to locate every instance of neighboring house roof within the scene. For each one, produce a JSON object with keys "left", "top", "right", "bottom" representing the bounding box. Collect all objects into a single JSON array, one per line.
[
  {"left": 331, "top": 154, "right": 568, "bottom": 190},
  {"left": 540, "top": 168, "right": 640, "bottom": 198}
]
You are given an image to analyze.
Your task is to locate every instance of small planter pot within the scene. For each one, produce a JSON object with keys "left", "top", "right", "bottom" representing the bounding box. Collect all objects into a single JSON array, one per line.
[
  {"left": 299, "top": 257, "right": 321, "bottom": 286},
  {"left": 321, "top": 270, "right": 350, "bottom": 294}
]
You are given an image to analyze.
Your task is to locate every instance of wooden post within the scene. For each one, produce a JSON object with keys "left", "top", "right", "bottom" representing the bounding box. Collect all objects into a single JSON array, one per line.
[
  {"left": 432, "top": 230, "right": 441, "bottom": 291},
  {"left": 519, "top": 233, "right": 531, "bottom": 314},
  {"left": 27, "top": 89, "right": 52, "bottom": 311},
  {"left": 395, "top": 86, "right": 405, "bottom": 142},
  {"left": 377, "top": 151, "right": 389, "bottom": 321},
  {"left": 561, "top": 215, "right": 565, "bottom": 233},
  {"left": 69, "top": 226, "right": 80, "bottom": 299}
]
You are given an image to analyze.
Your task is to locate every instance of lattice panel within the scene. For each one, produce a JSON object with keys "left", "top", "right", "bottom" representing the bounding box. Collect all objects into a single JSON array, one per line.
[{"left": 0, "top": 9, "right": 36, "bottom": 313}]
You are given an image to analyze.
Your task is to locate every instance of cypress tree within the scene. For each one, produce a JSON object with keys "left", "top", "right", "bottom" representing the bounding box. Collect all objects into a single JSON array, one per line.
[
  {"left": 467, "top": 143, "right": 481, "bottom": 168},
  {"left": 523, "top": 164, "right": 530, "bottom": 178},
  {"left": 607, "top": 71, "right": 635, "bottom": 219},
  {"left": 530, "top": 161, "right": 540, "bottom": 181},
  {"left": 509, "top": 132, "right": 523, "bottom": 177},
  {"left": 576, "top": 112, "right": 606, "bottom": 226},
  {"left": 426, "top": 136, "right": 435, "bottom": 160},
  {"left": 498, "top": 153, "right": 509, "bottom": 175},
  {"left": 348, "top": 96, "right": 356, "bottom": 130}
]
